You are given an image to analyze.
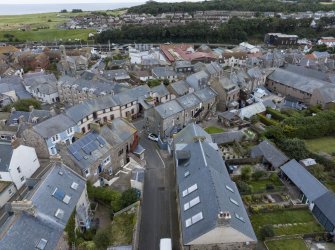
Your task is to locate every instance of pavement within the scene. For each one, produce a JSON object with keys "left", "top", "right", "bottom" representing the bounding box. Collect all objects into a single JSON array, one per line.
[{"left": 134, "top": 118, "right": 180, "bottom": 250}]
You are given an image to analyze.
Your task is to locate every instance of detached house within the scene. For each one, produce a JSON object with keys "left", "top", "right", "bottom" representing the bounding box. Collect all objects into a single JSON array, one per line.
[
  {"left": 0, "top": 141, "right": 40, "bottom": 189},
  {"left": 174, "top": 124, "right": 257, "bottom": 249}
]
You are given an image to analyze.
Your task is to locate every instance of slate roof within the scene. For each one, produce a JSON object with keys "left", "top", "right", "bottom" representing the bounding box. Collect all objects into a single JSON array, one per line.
[
  {"left": 186, "top": 71, "right": 209, "bottom": 91},
  {"left": 281, "top": 159, "right": 328, "bottom": 202},
  {"left": 67, "top": 131, "right": 112, "bottom": 171},
  {"left": 267, "top": 68, "right": 328, "bottom": 94},
  {"left": 251, "top": 140, "right": 289, "bottom": 168},
  {"left": 154, "top": 99, "right": 184, "bottom": 119},
  {"left": 0, "top": 76, "right": 31, "bottom": 99},
  {"left": 151, "top": 84, "right": 170, "bottom": 97},
  {"left": 176, "top": 140, "right": 256, "bottom": 245},
  {"left": 170, "top": 80, "right": 190, "bottom": 96},
  {"left": 0, "top": 163, "right": 86, "bottom": 250},
  {"left": 177, "top": 93, "right": 201, "bottom": 109},
  {"left": 131, "top": 168, "right": 144, "bottom": 183},
  {"left": 99, "top": 118, "right": 136, "bottom": 147},
  {"left": 0, "top": 141, "right": 13, "bottom": 172},
  {"left": 152, "top": 67, "right": 177, "bottom": 78},
  {"left": 313, "top": 191, "right": 335, "bottom": 226},
  {"left": 33, "top": 113, "right": 76, "bottom": 139},
  {"left": 23, "top": 73, "right": 57, "bottom": 88},
  {"left": 211, "top": 131, "right": 244, "bottom": 145},
  {"left": 103, "top": 69, "right": 130, "bottom": 81},
  {"left": 193, "top": 87, "right": 217, "bottom": 102},
  {"left": 238, "top": 102, "right": 266, "bottom": 119},
  {"left": 113, "top": 85, "right": 150, "bottom": 106},
  {"left": 174, "top": 123, "right": 212, "bottom": 145}
]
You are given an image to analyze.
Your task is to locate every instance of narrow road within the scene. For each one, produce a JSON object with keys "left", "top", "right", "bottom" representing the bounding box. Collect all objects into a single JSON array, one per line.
[{"left": 137, "top": 132, "right": 180, "bottom": 250}]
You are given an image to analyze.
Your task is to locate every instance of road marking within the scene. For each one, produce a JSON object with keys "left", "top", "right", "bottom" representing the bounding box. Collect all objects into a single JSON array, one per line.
[{"left": 156, "top": 149, "right": 166, "bottom": 168}]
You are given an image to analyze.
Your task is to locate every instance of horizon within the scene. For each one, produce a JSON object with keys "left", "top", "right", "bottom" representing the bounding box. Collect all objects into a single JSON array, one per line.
[{"left": 0, "top": 0, "right": 200, "bottom": 4}]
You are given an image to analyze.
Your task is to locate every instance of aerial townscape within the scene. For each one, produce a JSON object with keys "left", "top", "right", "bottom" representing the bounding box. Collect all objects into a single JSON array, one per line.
[{"left": 1, "top": 0, "right": 335, "bottom": 250}]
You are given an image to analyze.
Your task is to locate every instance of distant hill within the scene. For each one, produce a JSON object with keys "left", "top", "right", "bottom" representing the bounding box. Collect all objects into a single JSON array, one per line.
[{"left": 128, "top": 0, "right": 335, "bottom": 15}]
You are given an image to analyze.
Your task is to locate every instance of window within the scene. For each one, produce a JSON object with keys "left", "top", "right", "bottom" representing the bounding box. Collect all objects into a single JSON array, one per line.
[
  {"left": 20, "top": 176, "right": 25, "bottom": 182},
  {"left": 184, "top": 171, "right": 190, "bottom": 178},
  {"left": 184, "top": 196, "right": 200, "bottom": 211},
  {"left": 182, "top": 184, "right": 198, "bottom": 197},
  {"left": 103, "top": 156, "right": 111, "bottom": 165},
  {"left": 51, "top": 134, "right": 59, "bottom": 142},
  {"left": 110, "top": 114, "right": 114, "bottom": 120},
  {"left": 67, "top": 127, "right": 73, "bottom": 135},
  {"left": 84, "top": 169, "right": 89, "bottom": 176},
  {"left": 8, "top": 189, "right": 12, "bottom": 195},
  {"left": 230, "top": 197, "right": 239, "bottom": 206},
  {"left": 17, "top": 167, "right": 21, "bottom": 173},
  {"left": 185, "top": 212, "right": 204, "bottom": 228},
  {"left": 235, "top": 213, "right": 245, "bottom": 222},
  {"left": 226, "top": 185, "right": 234, "bottom": 193}
]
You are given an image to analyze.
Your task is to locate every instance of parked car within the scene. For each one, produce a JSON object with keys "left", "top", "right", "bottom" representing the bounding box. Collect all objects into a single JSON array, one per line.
[{"left": 148, "top": 133, "right": 159, "bottom": 142}]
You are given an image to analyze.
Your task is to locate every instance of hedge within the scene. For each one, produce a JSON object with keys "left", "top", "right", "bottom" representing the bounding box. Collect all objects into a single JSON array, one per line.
[
  {"left": 266, "top": 107, "right": 288, "bottom": 121},
  {"left": 257, "top": 114, "right": 279, "bottom": 126}
]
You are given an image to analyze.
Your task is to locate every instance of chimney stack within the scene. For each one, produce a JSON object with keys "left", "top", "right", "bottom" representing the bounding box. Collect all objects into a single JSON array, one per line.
[
  {"left": 217, "top": 211, "right": 231, "bottom": 226},
  {"left": 11, "top": 200, "right": 36, "bottom": 217}
]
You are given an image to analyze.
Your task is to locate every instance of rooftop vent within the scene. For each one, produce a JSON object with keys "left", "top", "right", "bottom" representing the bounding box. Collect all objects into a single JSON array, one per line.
[
  {"left": 218, "top": 211, "right": 231, "bottom": 226},
  {"left": 71, "top": 182, "right": 79, "bottom": 190},
  {"left": 55, "top": 208, "right": 64, "bottom": 219},
  {"left": 58, "top": 171, "right": 64, "bottom": 176}
]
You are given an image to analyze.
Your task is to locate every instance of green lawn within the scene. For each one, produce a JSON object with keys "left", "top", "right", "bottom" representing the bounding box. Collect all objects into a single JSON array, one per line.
[
  {"left": 266, "top": 238, "right": 308, "bottom": 250},
  {"left": 204, "top": 126, "right": 224, "bottom": 134},
  {"left": 247, "top": 176, "right": 283, "bottom": 193},
  {"left": 109, "top": 211, "right": 136, "bottom": 245},
  {"left": 0, "top": 29, "right": 95, "bottom": 42},
  {"left": 251, "top": 209, "right": 324, "bottom": 237},
  {"left": 305, "top": 137, "right": 335, "bottom": 155}
]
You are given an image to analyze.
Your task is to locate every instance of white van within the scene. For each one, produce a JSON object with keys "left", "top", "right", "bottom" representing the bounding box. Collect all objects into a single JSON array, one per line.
[{"left": 160, "top": 238, "right": 172, "bottom": 250}]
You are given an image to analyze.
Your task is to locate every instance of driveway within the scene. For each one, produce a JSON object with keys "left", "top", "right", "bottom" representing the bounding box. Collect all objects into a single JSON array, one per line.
[{"left": 136, "top": 127, "right": 180, "bottom": 250}]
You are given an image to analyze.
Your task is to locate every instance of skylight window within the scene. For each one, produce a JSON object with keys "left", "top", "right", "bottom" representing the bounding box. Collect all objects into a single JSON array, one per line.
[
  {"left": 63, "top": 195, "right": 71, "bottom": 204},
  {"left": 55, "top": 208, "right": 64, "bottom": 219},
  {"left": 71, "top": 182, "right": 79, "bottom": 190},
  {"left": 230, "top": 197, "right": 239, "bottom": 206},
  {"left": 184, "top": 171, "right": 190, "bottom": 178},
  {"left": 235, "top": 213, "right": 245, "bottom": 223},
  {"left": 185, "top": 212, "right": 204, "bottom": 227},
  {"left": 52, "top": 188, "right": 65, "bottom": 201},
  {"left": 182, "top": 183, "right": 198, "bottom": 197},
  {"left": 225, "top": 185, "right": 234, "bottom": 193},
  {"left": 184, "top": 196, "right": 200, "bottom": 211}
]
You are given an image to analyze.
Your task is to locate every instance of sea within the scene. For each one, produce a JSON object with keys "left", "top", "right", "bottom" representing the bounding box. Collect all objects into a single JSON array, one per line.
[{"left": 0, "top": 3, "right": 144, "bottom": 15}]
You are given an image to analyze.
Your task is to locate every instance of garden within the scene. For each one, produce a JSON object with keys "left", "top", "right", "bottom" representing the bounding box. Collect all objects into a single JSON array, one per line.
[{"left": 265, "top": 238, "right": 308, "bottom": 250}]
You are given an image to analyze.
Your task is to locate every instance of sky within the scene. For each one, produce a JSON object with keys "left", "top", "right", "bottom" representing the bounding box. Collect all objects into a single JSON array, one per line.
[{"left": 2, "top": 0, "right": 199, "bottom": 4}]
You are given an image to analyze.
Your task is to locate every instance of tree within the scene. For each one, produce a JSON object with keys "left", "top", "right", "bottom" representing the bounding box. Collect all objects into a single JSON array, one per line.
[
  {"left": 259, "top": 225, "right": 275, "bottom": 240},
  {"left": 252, "top": 170, "right": 266, "bottom": 181},
  {"left": 241, "top": 166, "right": 252, "bottom": 181},
  {"left": 60, "top": 9, "right": 67, "bottom": 13},
  {"left": 163, "top": 79, "right": 170, "bottom": 86},
  {"left": 93, "top": 230, "right": 110, "bottom": 250},
  {"left": 236, "top": 180, "right": 252, "bottom": 194},
  {"left": 121, "top": 188, "right": 138, "bottom": 208},
  {"left": 279, "top": 138, "right": 309, "bottom": 160},
  {"left": 309, "top": 164, "right": 326, "bottom": 180},
  {"left": 2, "top": 98, "right": 41, "bottom": 112}
]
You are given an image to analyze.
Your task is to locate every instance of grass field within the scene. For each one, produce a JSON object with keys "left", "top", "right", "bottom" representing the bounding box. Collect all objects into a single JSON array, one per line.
[
  {"left": 251, "top": 209, "right": 324, "bottom": 237},
  {"left": 204, "top": 126, "right": 224, "bottom": 134},
  {"left": 0, "top": 29, "right": 95, "bottom": 42},
  {"left": 266, "top": 238, "right": 308, "bottom": 250},
  {"left": 247, "top": 176, "right": 283, "bottom": 193},
  {"left": 305, "top": 137, "right": 335, "bottom": 155}
]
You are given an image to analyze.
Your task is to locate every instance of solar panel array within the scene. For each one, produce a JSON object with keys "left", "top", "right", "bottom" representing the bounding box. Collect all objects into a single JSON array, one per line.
[{"left": 67, "top": 132, "right": 107, "bottom": 161}]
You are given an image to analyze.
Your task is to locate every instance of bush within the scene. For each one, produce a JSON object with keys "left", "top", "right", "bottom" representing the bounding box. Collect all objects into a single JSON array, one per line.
[
  {"left": 259, "top": 225, "right": 275, "bottom": 240},
  {"left": 121, "top": 188, "right": 139, "bottom": 208},
  {"left": 64, "top": 210, "right": 76, "bottom": 245},
  {"left": 266, "top": 183, "right": 274, "bottom": 190},
  {"left": 3, "top": 98, "right": 41, "bottom": 112},
  {"left": 241, "top": 166, "right": 252, "bottom": 181},
  {"left": 266, "top": 107, "right": 287, "bottom": 121},
  {"left": 147, "top": 79, "right": 161, "bottom": 88},
  {"left": 236, "top": 180, "right": 252, "bottom": 194},
  {"left": 252, "top": 170, "right": 266, "bottom": 180},
  {"left": 257, "top": 114, "right": 278, "bottom": 126},
  {"left": 93, "top": 229, "right": 110, "bottom": 249}
]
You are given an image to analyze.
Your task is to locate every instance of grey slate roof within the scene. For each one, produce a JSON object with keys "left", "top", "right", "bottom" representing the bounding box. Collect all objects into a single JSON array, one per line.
[
  {"left": 186, "top": 71, "right": 209, "bottom": 91},
  {"left": 170, "top": 80, "right": 190, "bottom": 96},
  {"left": 268, "top": 68, "right": 329, "bottom": 94},
  {"left": 99, "top": 118, "right": 137, "bottom": 147},
  {"left": 177, "top": 93, "right": 201, "bottom": 109},
  {"left": 33, "top": 113, "right": 76, "bottom": 138},
  {"left": 67, "top": 131, "right": 112, "bottom": 171},
  {"left": 0, "top": 76, "right": 31, "bottom": 99},
  {"left": 151, "top": 84, "right": 169, "bottom": 97},
  {"left": 131, "top": 168, "right": 144, "bottom": 183},
  {"left": 152, "top": 67, "right": 177, "bottom": 78},
  {"left": 174, "top": 123, "right": 212, "bottom": 145},
  {"left": 284, "top": 64, "right": 332, "bottom": 82},
  {"left": 281, "top": 159, "right": 328, "bottom": 202},
  {"left": 154, "top": 99, "right": 184, "bottom": 119},
  {"left": 113, "top": 85, "right": 150, "bottom": 106},
  {"left": 211, "top": 131, "right": 245, "bottom": 145},
  {"left": 0, "top": 141, "right": 13, "bottom": 172},
  {"left": 193, "top": 87, "right": 217, "bottom": 102},
  {"left": 0, "top": 163, "right": 86, "bottom": 250},
  {"left": 313, "top": 191, "right": 335, "bottom": 226},
  {"left": 176, "top": 140, "right": 256, "bottom": 245},
  {"left": 6, "top": 111, "right": 30, "bottom": 126},
  {"left": 251, "top": 140, "right": 289, "bottom": 168},
  {"left": 103, "top": 69, "right": 130, "bottom": 81}
]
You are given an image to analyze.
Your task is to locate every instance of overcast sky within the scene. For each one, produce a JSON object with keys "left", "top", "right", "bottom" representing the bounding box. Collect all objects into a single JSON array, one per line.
[{"left": 3, "top": 0, "right": 199, "bottom": 4}]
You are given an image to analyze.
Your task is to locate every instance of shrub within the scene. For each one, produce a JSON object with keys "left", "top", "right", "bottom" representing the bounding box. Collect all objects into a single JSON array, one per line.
[
  {"left": 259, "top": 225, "right": 275, "bottom": 240},
  {"left": 3, "top": 98, "right": 41, "bottom": 112},
  {"left": 257, "top": 114, "right": 278, "bottom": 126},
  {"left": 252, "top": 170, "right": 266, "bottom": 180},
  {"left": 266, "top": 183, "right": 274, "bottom": 190},
  {"left": 121, "top": 188, "right": 139, "bottom": 208},
  {"left": 93, "top": 229, "right": 110, "bottom": 249},
  {"left": 266, "top": 107, "right": 287, "bottom": 121},
  {"left": 236, "top": 180, "right": 252, "bottom": 194},
  {"left": 241, "top": 166, "right": 252, "bottom": 181}
]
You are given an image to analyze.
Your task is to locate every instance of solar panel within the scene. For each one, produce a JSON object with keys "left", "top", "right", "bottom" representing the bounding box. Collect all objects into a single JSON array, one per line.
[
  {"left": 96, "top": 136, "right": 105, "bottom": 145},
  {"left": 53, "top": 188, "right": 65, "bottom": 201},
  {"left": 73, "top": 152, "right": 82, "bottom": 161}
]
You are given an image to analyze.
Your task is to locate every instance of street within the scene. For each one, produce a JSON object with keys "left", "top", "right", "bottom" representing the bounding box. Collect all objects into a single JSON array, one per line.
[{"left": 134, "top": 120, "right": 180, "bottom": 250}]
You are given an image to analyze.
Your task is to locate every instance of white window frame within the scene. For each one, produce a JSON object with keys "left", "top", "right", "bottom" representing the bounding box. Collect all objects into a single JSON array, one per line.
[{"left": 103, "top": 156, "right": 111, "bottom": 165}]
